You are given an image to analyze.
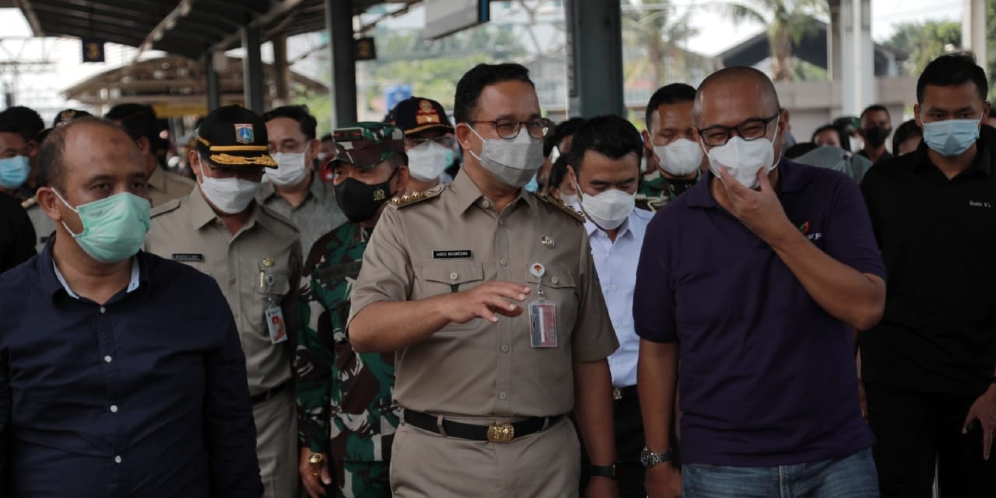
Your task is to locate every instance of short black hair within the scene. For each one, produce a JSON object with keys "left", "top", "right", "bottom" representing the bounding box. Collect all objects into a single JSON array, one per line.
[
  {"left": 860, "top": 104, "right": 890, "bottom": 120},
  {"left": 39, "top": 117, "right": 124, "bottom": 190},
  {"left": 454, "top": 63, "right": 534, "bottom": 124},
  {"left": 262, "top": 105, "right": 318, "bottom": 140},
  {"left": 811, "top": 124, "right": 850, "bottom": 152},
  {"left": 320, "top": 133, "right": 333, "bottom": 143},
  {"left": 569, "top": 115, "right": 643, "bottom": 173},
  {"left": 917, "top": 52, "right": 988, "bottom": 103},
  {"left": 105, "top": 103, "right": 167, "bottom": 167},
  {"left": 891, "top": 119, "right": 922, "bottom": 154},
  {"left": 543, "top": 117, "right": 586, "bottom": 157},
  {"left": 785, "top": 142, "right": 819, "bottom": 159},
  {"left": 0, "top": 106, "right": 44, "bottom": 142},
  {"left": 645, "top": 83, "right": 696, "bottom": 128},
  {"left": 546, "top": 154, "right": 571, "bottom": 196}
]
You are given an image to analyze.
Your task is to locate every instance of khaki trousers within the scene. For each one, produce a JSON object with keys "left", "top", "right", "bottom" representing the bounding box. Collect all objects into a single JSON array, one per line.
[
  {"left": 254, "top": 386, "right": 299, "bottom": 498},
  {"left": 390, "top": 417, "right": 580, "bottom": 498}
]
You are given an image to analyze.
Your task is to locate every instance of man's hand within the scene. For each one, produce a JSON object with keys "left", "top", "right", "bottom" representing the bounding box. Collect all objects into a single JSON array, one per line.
[
  {"left": 585, "top": 476, "right": 620, "bottom": 498},
  {"left": 439, "top": 281, "right": 531, "bottom": 324},
  {"left": 962, "top": 385, "right": 996, "bottom": 460},
  {"left": 645, "top": 462, "right": 682, "bottom": 498},
  {"left": 716, "top": 167, "right": 794, "bottom": 245},
  {"left": 299, "top": 448, "right": 332, "bottom": 498}
]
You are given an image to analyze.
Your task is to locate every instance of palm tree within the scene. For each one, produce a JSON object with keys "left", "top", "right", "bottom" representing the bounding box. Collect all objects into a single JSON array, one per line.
[
  {"left": 623, "top": 0, "right": 700, "bottom": 89},
  {"left": 718, "top": 0, "right": 827, "bottom": 81}
]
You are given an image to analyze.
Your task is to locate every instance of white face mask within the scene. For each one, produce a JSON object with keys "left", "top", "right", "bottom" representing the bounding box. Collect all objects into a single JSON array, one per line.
[
  {"left": 407, "top": 141, "right": 450, "bottom": 181},
  {"left": 655, "top": 138, "right": 702, "bottom": 177},
  {"left": 267, "top": 144, "right": 310, "bottom": 187},
  {"left": 577, "top": 185, "right": 636, "bottom": 230},
  {"left": 468, "top": 126, "right": 545, "bottom": 188},
  {"left": 704, "top": 118, "right": 780, "bottom": 190},
  {"left": 560, "top": 193, "right": 579, "bottom": 207},
  {"left": 197, "top": 159, "right": 261, "bottom": 214}
]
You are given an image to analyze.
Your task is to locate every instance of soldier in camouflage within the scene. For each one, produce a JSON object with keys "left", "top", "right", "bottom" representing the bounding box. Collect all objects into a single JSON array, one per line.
[{"left": 295, "top": 122, "right": 411, "bottom": 498}]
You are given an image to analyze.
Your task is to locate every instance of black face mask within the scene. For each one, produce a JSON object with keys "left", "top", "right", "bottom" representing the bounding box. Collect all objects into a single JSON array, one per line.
[
  {"left": 334, "top": 171, "right": 396, "bottom": 223},
  {"left": 862, "top": 126, "right": 891, "bottom": 147}
]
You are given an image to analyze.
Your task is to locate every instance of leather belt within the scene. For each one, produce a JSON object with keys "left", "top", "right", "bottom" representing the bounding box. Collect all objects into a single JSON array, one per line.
[
  {"left": 403, "top": 410, "right": 564, "bottom": 443},
  {"left": 251, "top": 382, "right": 288, "bottom": 405},
  {"left": 612, "top": 385, "right": 638, "bottom": 402}
]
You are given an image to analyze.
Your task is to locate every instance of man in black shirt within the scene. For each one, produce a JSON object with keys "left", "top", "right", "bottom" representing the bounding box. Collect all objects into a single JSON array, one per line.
[
  {"left": 857, "top": 104, "right": 893, "bottom": 165},
  {"left": 0, "top": 192, "right": 34, "bottom": 272},
  {"left": 860, "top": 52, "right": 996, "bottom": 498}
]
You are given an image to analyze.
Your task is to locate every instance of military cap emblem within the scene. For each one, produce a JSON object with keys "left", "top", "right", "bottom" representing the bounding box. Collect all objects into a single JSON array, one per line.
[{"left": 235, "top": 123, "right": 255, "bottom": 144}]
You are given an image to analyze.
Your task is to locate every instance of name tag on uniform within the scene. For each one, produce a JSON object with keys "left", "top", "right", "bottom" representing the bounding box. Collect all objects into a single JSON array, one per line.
[
  {"left": 314, "top": 261, "right": 363, "bottom": 283},
  {"left": 433, "top": 250, "right": 472, "bottom": 259},
  {"left": 171, "top": 253, "right": 204, "bottom": 262},
  {"left": 265, "top": 304, "right": 288, "bottom": 344}
]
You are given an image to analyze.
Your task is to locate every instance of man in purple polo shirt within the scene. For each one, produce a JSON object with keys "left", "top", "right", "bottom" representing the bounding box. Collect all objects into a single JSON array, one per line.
[{"left": 635, "top": 66, "right": 887, "bottom": 498}]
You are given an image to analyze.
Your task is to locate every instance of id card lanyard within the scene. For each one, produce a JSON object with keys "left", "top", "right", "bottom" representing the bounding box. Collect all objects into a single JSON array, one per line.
[
  {"left": 261, "top": 270, "right": 288, "bottom": 344},
  {"left": 528, "top": 263, "right": 557, "bottom": 348}
]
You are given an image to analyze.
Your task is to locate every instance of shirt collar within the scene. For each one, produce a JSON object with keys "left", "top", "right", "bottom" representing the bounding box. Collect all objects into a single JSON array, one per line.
[
  {"left": 584, "top": 208, "right": 643, "bottom": 242},
  {"left": 912, "top": 139, "right": 992, "bottom": 177},
  {"left": 449, "top": 169, "right": 537, "bottom": 215},
  {"left": 48, "top": 250, "right": 144, "bottom": 301},
  {"left": 686, "top": 157, "right": 802, "bottom": 209}
]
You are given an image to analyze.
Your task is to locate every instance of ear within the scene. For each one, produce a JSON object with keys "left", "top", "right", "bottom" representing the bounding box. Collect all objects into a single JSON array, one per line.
[
  {"left": 36, "top": 186, "right": 65, "bottom": 224},
  {"left": 26, "top": 140, "right": 39, "bottom": 159},
  {"left": 188, "top": 150, "right": 204, "bottom": 181},
  {"left": 913, "top": 104, "right": 922, "bottom": 129},
  {"left": 566, "top": 164, "right": 578, "bottom": 188},
  {"left": 984, "top": 102, "right": 991, "bottom": 122},
  {"left": 641, "top": 129, "right": 653, "bottom": 149},
  {"left": 777, "top": 109, "right": 789, "bottom": 135},
  {"left": 137, "top": 136, "right": 152, "bottom": 154},
  {"left": 305, "top": 138, "right": 320, "bottom": 168},
  {"left": 455, "top": 122, "right": 476, "bottom": 156},
  {"left": 393, "top": 165, "right": 410, "bottom": 194}
]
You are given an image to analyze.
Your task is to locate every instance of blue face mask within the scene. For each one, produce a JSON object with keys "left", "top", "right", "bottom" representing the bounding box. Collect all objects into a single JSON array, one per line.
[
  {"left": 921, "top": 116, "right": 982, "bottom": 157},
  {"left": 53, "top": 190, "right": 151, "bottom": 263},
  {"left": 0, "top": 155, "right": 29, "bottom": 190},
  {"left": 524, "top": 174, "right": 539, "bottom": 193}
]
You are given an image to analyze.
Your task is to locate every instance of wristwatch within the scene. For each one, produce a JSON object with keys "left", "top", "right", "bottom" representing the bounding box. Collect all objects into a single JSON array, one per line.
[
  {"left": 640, "top": 446, "right": 673, "bottom": 468},
  {"left": 589, "top": 463, "right": 617, "bottom": 479}
]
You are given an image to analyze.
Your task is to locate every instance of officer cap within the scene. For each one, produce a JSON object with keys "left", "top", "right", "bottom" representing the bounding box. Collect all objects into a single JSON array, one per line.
[{"left": 196, "top": 105, "right": 276, "bottom": 169}]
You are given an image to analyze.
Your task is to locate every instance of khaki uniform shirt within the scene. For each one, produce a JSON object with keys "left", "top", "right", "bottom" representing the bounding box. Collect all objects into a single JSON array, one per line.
[
  {"left": 145, "top": 189, "right": 301, "bottom": 396},
  {"left": 348, "top": 172, "right": 618, "bottom": 419},
  {"left": 21, "top": 198, "right": 55, "bottom": 252},
  {"left": 257, "top": 172, "right": 347, "bottom": 256},
  {"left": 147, "top": 166, "right": 195, "bottom": 207}
]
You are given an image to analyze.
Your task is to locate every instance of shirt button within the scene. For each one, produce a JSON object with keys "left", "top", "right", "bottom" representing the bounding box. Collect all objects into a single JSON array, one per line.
[
  {"left": 610, "top": 284, "right": 618, "bottom": 291},
  {"left": 229, "top": 277, "right": 236, "bottom": 285},
  {"left": 110, "top": 405, "right": 118, "bottom": 413},
  {"left": 449, "top": 272, "right": 459, "bottom": 281},
  {"left": 499, "top": 258, "right": 508, "bottom": 266},
  {"left": 501, "top": 344, "right": 510, "bottom": 353},
  {"left": 551, "top": 277, "right": 559, "bottom": 285},
  {"left": 499, "top": 391, "right": 508, "bottom": 400},
  {"left": 498, "top": 219, "right": 504, "bottom": 226},
  {"left": 482, "top": 200, "right": 491, "bottom": 209},
  {"left": 114, "top": 456, "right": 122, "bottom": 464},
  {"left": 99, "top": 306, "right": 106, "bottom": 314},
  {"left": 233, "top": 313, "right": 239, "bottom": 319}
]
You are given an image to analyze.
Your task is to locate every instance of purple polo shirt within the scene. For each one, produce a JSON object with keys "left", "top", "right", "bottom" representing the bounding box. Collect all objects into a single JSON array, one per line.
[{"left": 634, "top": 159, "right": 883, "bottom": 467}]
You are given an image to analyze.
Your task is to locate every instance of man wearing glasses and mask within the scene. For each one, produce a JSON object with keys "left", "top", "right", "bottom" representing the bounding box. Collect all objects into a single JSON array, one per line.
[
  {"left": 345, "top": 63, "right": 620, "bottom": 498},
  {"left": 635, "top": 66, "right": 886, "bottom": 498},
  {"left": 387, "top": 97, "right": 457, "bottom": 193}
]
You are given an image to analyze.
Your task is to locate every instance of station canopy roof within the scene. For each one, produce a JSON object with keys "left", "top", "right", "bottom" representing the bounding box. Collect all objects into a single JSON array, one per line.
[{"left": 15, "top": 0, "right": 420, "bottom": 59}]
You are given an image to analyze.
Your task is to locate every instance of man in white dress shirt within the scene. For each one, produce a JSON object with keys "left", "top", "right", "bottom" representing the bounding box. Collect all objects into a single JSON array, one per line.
[{"left": 567, "top": 115, "right": 653, "bottom": 498}]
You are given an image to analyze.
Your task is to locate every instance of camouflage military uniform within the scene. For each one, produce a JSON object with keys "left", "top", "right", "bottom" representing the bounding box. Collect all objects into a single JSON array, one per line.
[
  {"left": 636, "top": 170, "right": 700, "bottom": 211},
  {"left": 295, "top": 122, "right": 405, "bottom": 498}
]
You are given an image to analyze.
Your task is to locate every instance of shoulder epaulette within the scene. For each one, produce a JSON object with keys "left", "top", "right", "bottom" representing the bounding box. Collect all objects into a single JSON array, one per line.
[
  {"left": 390, "top": 185, "right": 444, "bottom": 208},
  {"left": 150, "top": 198, "right": 181, "bottom": 218},
  {"left": 539, "top": 194, "right": 586, "bottom": 223},
  {"left": 20, "top": 197, "right": 36, "bottom": 209}
]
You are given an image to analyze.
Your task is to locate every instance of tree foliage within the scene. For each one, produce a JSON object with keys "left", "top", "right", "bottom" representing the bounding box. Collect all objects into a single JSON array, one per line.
[
  {"left": 718, "top": 0, "right": 826, "bottom": 81},
  {"left": 885, "top": 20, "right": 961, "bottom": 78}
]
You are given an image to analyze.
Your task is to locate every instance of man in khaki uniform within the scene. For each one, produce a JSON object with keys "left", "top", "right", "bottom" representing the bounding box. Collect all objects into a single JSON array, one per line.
[
  {"left": 106, "top": 103, "right": 194, "bottom": 206},
  {"left": 144, "top": 105, "right": 300, "bottom": 498},
  {"left": 348, "top": 63, "right": 620, "bottom": 498}
]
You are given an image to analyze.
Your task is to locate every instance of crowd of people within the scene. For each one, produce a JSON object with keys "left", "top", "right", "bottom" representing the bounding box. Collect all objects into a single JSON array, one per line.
[{"left": 0, "top": 50, "right": 993, "bottom": 498}]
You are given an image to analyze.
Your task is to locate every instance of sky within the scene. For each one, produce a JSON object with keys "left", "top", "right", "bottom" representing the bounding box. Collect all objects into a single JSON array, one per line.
[{"left": 0, "top": 0, "right": 965, "bottom": 120}]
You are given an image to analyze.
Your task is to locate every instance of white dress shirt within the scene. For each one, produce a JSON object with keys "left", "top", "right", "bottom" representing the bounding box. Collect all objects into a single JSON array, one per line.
[{"left": 584, "top": 207, "right": 653, "bottom": 388}]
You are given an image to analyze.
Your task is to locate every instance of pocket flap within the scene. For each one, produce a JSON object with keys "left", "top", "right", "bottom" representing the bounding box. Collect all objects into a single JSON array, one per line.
[{"left": 423, "top": 261, "right": 485, "bottom": 285}]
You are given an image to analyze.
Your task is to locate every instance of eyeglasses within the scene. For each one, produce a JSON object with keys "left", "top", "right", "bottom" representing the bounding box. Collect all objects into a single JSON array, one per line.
[
  {"left": 404, "top": 135, "right": 455, "bottom": 149},
  {"left": 470, "top": 118, "right": 551, "bottom": 140},
  {"left": 697, "top": 112, "right": 781, "bottom": 147}
]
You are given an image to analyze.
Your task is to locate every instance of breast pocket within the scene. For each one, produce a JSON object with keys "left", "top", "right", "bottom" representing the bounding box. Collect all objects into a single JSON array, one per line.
[
  {"left": 525, "top": 266, "right": 578, "bottom": 337},
  {"left": 422, "top": 261, "right": 485, "bottom": 332}
]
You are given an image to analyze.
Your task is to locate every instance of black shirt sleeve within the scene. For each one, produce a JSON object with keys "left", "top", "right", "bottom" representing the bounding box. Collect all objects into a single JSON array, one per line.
[{"left": 0, "top": 195, "right": 36, "bottom": 274}]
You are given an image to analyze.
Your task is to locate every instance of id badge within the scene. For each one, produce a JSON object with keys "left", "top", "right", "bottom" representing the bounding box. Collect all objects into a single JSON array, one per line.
[
  {"left": 529, "top": 299, "right": 558, "bottom": 348},
  {"left": 265, "top": 304, "right": 288, "bottom": 344}
]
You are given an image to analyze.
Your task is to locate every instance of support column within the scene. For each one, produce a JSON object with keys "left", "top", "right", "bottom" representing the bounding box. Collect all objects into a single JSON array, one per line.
[
  {"left": 566, "top": 0, "right": 624, "bottom": 118},
  {"left": 205, "top": 52, "right": 221, "bottom": 111},
  {"left": 838, "top": 0, "right": 874, "bottom": 116},
  {"left": 962, "top": 0, "right": 987, "bottom": 74},
  {"left": 325, "top": 0, "right": 357, "bottom": 128},
  {"left": 272, "top": 33, "right": 291, "bottom": 107},
  {"left": 242, "top": 25, "right": 265, "bottom": 113}
]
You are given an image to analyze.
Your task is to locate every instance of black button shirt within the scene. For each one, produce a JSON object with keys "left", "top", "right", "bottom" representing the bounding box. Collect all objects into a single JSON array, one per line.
[
  {"left": 0, "top": 240, "right": 262, "bottom": 497},
  {"left": 0, "top": 194, "right": 35, "bottom": 274},
  {"left": 860, "top": 138, "right": 996, "bottom": 395}
]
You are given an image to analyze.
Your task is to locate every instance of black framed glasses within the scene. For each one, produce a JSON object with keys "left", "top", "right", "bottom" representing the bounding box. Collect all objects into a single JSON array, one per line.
[
  {"left": 404, "top": 135, "right": 455, "bottom": 149},
  {"left": 697, "top": 112, "right": 781, "bottom": 147},
  {"left": 471, "top": 118, "right": 551, "bottom": 140}
]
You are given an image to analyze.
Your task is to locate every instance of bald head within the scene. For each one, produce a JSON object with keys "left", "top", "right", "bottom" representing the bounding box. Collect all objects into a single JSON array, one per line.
[
  {"left": 39, "top": 117, "right": 140, "bottom": 190},
  {"left": 694, "top": 67, "right": 780, "bottom": 126}
]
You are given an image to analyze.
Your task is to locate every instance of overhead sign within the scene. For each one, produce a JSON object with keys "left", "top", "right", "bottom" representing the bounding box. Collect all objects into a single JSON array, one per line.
[
  {"left": 81, "top": 38, "right": 105, "bottom": 63},
  {"left": 424, "top": 0, "right": 490, "bottom": 40},
  {"left": 354, "top": 37, "right": 377, "bottom": 61},
  {"left": 384, "top": 85, "right": 412, "bottom": 114}
]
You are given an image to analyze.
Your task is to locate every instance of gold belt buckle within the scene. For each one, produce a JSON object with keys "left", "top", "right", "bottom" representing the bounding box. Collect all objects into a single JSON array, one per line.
[
  {"left": 487, "top": 423, "right": 515, "bottom": 443},
  {"left": 612, "top": 388, "right": 623, "bottom": 401}
]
